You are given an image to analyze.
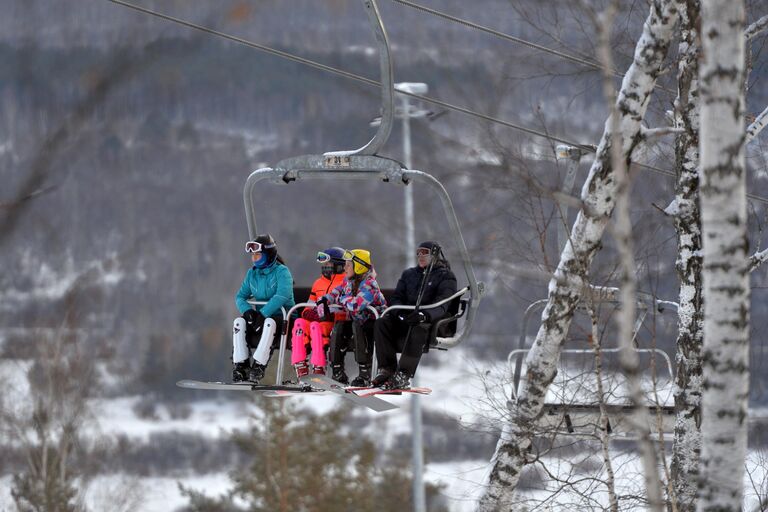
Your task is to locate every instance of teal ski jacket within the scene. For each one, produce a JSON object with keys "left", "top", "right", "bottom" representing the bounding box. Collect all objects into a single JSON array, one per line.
[{"left": 235, "top": 261, "right": 295, "bottom": 318}]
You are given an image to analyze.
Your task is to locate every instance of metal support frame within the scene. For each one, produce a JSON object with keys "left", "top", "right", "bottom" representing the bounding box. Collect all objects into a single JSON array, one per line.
[
  {"left": 512, "top": 290, "right": 677, "bottom": 394},
  {"left": 507, "top": 347, "right": 675, "bottom": 404}
]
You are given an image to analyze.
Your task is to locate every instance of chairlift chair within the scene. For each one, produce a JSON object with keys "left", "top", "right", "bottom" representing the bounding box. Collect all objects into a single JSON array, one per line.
[
  {"left": 508, "top": 289, "right": 677, "bottom": 438},
  {"left": 242, "top": 0, "right": 484, "bottom": 385}
]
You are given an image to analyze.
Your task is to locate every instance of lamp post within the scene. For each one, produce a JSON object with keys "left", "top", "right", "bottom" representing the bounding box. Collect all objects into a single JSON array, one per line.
[
  {"left": 395, "top": 82, "right": 430, "bottom": 512},
  {"left": 370, "top": 85, "right": 432, "bottom": 512},
  {"left": 395, "top": 82, "right": 430, "bottom": 268}
]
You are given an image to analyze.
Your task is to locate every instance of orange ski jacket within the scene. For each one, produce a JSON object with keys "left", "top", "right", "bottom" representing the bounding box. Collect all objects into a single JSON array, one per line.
[{"left": 306, "top": 273, "right": 347, "bottom": 321}]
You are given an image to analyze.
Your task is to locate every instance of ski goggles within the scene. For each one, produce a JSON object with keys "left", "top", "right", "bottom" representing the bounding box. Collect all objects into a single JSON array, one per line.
[
  {"left": 245, "top": 240, "right": 275, "bottom": 253},
  {"left": 316, "top": 251, "right": 333, "bottom": 263},
  {"left": 342, "top": 250, "right": 371, "bottom": 270},
  {"left": 416, "top": 248, "right": 432, "bottom": 256}
]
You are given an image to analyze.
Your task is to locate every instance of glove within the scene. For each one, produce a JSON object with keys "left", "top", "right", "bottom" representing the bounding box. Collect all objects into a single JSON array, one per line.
[
  {"left": 242, "top": 309, "right": 265, "bottom": 331},
  {"left": 403, "top": 310, "right": 428, "bottom": 326},
  {"left": 302, "top": 308, "right": 320, "bottom": 322},
  {"left": 316, "top": 297, "right": 330, "bottom": 322}
]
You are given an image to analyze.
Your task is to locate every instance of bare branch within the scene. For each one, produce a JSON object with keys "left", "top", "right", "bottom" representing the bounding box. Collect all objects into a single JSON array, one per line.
[{"left": 745, "top": 14, "right": 768, "bottom": 41}]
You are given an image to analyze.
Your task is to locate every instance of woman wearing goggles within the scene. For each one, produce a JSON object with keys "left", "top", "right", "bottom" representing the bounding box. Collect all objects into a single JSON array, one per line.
[
  {"left": 232, "top": 234, "right": 295, "bottom": 383},
  {"left": 290, "top": 247, "right": 348, "bottom": 379}
]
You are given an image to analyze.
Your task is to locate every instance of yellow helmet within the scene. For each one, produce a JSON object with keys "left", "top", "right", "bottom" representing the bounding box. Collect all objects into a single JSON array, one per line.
[{"left": 343, "top": 249, "right": 372, "bottom": 275}]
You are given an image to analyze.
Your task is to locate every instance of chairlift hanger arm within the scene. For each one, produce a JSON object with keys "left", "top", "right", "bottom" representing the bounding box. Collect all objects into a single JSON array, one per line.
[{"left": 326, "top": 0, "right": 394, "bottom": 157}]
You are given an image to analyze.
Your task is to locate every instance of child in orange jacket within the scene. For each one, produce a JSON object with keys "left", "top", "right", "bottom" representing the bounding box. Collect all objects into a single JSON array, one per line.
[{"left": 290, "top": 247, "right": 347, "bottom": 377}]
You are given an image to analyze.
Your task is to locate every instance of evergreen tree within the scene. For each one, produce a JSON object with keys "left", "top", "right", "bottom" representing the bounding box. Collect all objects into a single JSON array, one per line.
[{"left": 180, "top": 399, "right": 448, "bottom": 512}]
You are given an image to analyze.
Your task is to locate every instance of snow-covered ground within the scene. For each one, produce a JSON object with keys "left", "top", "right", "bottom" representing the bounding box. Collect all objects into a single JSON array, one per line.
[
  {"left": 0, "top": 348, "right": 498, "bottom": 511},
  {"left": 3, "top": 348, "right": 768, "bottom": 511}
]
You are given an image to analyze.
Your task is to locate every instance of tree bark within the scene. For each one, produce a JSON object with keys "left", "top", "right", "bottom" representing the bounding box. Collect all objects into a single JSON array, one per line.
[
  {"left": 478, "top": 1, "right": 683, "bottom": 509},
  {"left": 670, "top": 2, "right": 704, "bottom": 511},
  {"left": 696, "top": 1, "right": 749, "bottom": 510}
]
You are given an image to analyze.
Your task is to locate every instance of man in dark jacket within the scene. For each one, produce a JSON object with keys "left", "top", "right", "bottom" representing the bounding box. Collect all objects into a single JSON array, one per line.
[{"left": 372, "top": 241, "right": 457, "bottom": 389}]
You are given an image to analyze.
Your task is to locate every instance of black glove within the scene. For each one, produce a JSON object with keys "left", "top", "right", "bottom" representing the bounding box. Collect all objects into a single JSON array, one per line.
[
  {"left": 403, "top": 310, "right": 428, "bottom": 326},
  {"left": 242, "top": 309, "right": 265, "bottom": 330}
]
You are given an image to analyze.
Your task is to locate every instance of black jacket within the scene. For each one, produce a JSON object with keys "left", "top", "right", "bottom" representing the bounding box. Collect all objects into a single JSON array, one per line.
[{"left": 390, "top": 264, "right": 458, "bottom": 321}]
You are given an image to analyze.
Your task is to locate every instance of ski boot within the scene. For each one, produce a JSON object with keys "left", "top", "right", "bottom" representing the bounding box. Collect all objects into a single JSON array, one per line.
[
  {"left": 349, "top": 364, "right": 371, "bottom": 387},
  {"left": 311, "top": 364, "right": 326, "bottom": 376},
  {"left": 249, "top": 363, "right": 267, "bottom": 383},
  {"left": 232, "top": 361, "right": 250, "bottom": 383},
  {"left": 331, "top": 364, "right": 349, "bottom": 385},
  {"left": 382, "top": 370, "right": 411, "bottom": 390},
  {"left": 371, "top": 368, "right": 393, "bottom": 387},
  {"left": 294, "top": 361, "right": 309, "bottom": 379}
]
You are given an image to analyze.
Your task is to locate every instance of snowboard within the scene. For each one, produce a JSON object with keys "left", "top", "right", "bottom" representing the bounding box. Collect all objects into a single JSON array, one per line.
[
  {"left": 298, "top": 374, "right": 399, "bottom": 412},
  {"left": 346, "top": 386, "right": 432, "bottom": 397},
  {"left": 176, "top": 379, "right": 322, "bottom": 394}
]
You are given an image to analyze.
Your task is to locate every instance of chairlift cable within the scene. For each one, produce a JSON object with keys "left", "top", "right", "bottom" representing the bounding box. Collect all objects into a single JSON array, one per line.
[
  {"left": 105, "top": 0, "right": 768, "bottom": 207},
  {"left": 386, "top": 0, "right": 608, "bottom": 74},
  {"left": 385, "top": 0, "right": 678, "bottom": 96}
]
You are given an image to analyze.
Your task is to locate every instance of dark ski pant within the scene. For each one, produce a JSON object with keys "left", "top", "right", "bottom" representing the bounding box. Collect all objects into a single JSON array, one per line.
[
  {"left": 374, "top": 313, "right": 430, "bottom": 377},
  {"left": 329, "top": 320, "right": 374, "bottom": 366},
  {"left": 245, "top": 316, "right": 285, "bottom": 353}
]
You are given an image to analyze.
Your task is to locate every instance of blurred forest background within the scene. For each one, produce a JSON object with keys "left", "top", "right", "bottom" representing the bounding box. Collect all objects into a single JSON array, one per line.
[{"left": 2, "top": 0, "right": 768, "bottom": 510}]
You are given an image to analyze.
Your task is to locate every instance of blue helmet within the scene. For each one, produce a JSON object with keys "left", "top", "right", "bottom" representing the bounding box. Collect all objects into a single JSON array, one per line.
[{"left": 317, "top": 247, "right": 346, "bottom": 276}]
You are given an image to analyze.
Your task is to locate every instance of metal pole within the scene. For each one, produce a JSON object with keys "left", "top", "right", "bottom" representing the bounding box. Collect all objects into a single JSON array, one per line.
[
  {"left": 402, "top": 93, "right": 417, "bottom": 265},
  {"left": 399, "top": 84, "right": 426, "bottom": 512}
]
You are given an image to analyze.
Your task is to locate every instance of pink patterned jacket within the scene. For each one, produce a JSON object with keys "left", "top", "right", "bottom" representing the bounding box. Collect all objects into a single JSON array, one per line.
[{"left": 323, "top": 269, "right": 387, "bottom": 323}]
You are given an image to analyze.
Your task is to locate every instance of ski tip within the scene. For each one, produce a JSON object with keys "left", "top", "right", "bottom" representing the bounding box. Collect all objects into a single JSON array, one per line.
[{"left": 176, "top": 379, "right": 200, "bottom": 388}]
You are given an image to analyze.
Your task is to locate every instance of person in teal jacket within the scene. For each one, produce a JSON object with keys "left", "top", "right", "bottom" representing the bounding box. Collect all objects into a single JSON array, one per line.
[{"left": 232, "top": 233, "right": 295, "bottom": 383}]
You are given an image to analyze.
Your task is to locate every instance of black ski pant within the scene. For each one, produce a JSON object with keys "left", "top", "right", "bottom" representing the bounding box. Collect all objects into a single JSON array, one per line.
[
  {"left": 329, "top": 320, "right": 374, "bottom": 366},
  {"left": 374, "top": 313, "right": 430, "bottom": 377},
  {"left": 245, "top": 316, "right": 284, "bottom": 352}
]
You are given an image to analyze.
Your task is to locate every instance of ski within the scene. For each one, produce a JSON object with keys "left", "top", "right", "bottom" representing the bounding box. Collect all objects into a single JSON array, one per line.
[
  {"left": 299, "top": 374, "right": 398, "bottom": 412},
  {"left": 262, "top": 388, "right": 329, "bottom": 397},
  {"left": 176, "top": 379, "right": 321, "bottom": 394},
  {"left": 350, "top": 386, "right": 432, "bottom": 397}
]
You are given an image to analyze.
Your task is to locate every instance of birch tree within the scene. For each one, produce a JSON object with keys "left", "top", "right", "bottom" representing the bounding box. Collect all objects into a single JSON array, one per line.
[
  {"left": 668, "top": 1, "right": 704, "bottom": 510},
  {"left": 696, "top": 0, "right": 749, "bottom": 510},
  {"left": 479, "top": 1, "right": 683, "bottom": 508}
]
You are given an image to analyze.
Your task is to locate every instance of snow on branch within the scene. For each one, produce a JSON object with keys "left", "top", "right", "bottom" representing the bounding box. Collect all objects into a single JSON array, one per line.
[
  {"left": 746, "top": 105, "right": 768, "bottom": 144},
  {"left": 745, "top": 14, "right": 768, "bottom": 41},
  {"left": 748, "top": 248, "right": 768, "bottom": 273},
  {"left": 640, "top": 125, "right": 685, "bottom": 139}
]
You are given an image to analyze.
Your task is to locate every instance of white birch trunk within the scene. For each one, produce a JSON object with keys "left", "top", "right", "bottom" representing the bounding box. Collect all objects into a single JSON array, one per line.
[
  {"left": 696, "top": 1, "right": 748, "bottom": 510},
  {"left": 670, "top": 2, "right": 704, "bottom": 510},
  {"left": 478, "top": 1, "right": 683, "bottom": 509}
]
